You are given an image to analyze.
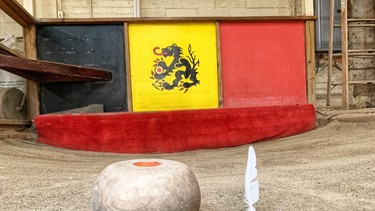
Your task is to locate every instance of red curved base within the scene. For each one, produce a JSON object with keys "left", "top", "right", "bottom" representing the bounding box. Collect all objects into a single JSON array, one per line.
[{"left": 34, "top": 104, "right": 315, "bottom": 153}]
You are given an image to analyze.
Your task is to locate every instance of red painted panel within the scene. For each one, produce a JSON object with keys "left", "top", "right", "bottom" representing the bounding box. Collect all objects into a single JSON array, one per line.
[{"left": 220, "top": 22, "right": 307, "bottom": 107}]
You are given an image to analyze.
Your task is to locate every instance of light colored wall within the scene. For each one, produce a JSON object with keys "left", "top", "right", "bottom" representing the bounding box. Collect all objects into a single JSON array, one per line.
[
  {"left": 35, "top": 0, "right": 54, "bottom": 18},
  {"left": 0, "top": 11, "right": 23, "bottom": 38},
  {"left": 141, "top": 0, "right": 297, "bottom": 17},
  {"left": 35, "top": 0, "right": 134, "bottom": 18},
  {"left": 33, "top": 0, "right": 302, "bottom": 18},
  {"left": 0, "top": 0, "right": 24, "bottom": 39}
]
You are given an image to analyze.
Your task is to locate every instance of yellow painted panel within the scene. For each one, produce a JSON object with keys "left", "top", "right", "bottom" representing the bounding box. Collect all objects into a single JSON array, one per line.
[{"left": 129, "top": 22, "right": 219, "bottom": 112}]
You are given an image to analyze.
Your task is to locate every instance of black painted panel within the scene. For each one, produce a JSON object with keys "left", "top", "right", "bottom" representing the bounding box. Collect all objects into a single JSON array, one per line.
[{"left": 37, "top": 25, "right": 127, "bottom": 113}]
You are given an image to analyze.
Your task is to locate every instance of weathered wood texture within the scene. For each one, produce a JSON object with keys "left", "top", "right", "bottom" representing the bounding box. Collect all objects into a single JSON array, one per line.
[
  {"left": 0, "top": 119, "right": 31, "bottom": 130},
  {"left": 341, "top": 0, "right": 349, "bottom": 109},
  {"left": 36, "top": 16, "right": 317, "bottom": 25},
  {"left": 124, "top": 23, "right": 132, "bottom": 112},
  {"left": 327, "top": 0, "right": 335, "bottom": 106},
  {"left": 0, "top": 43, "right": 24, "bottom": 57},
  {"left": 23, "top": 25, "right": 40, "bottom": 120},
  {"left": 306, "top": 20, "right": 317, "bottom": 106},
  {"left": 0, "top": 54, "right": 112, "bottom": 83},
  {"left": 216, "top": 21, "right": 223, "bottom": 108}
]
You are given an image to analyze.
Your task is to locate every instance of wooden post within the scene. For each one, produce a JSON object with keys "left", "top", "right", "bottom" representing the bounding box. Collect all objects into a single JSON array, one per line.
[
  {"left": 216, "top": 21, "right": 223, "bottom": 108},
  {"left": 23, "top": 25, "right": 40, "bottom": 120},
  {"left": 124, "top": 23, "right": 133, "bottom": 112},
  {"left": 0, "top": 0, "right": 38, "bottom": 120},
  {"left": 302, "top": 0, "right": 316, "bottom": 106},
  {"left": 305, "top": 20, "right": 316, "bottom": 106},
  {"left": 327, "top": 0, "right": 335, "bottom": 106},
  {"left": 341, "top": 0, "right": 349, "bottom": 109},
  {"left": 23, "top": 0, "right": 35, "bottom": 17}
]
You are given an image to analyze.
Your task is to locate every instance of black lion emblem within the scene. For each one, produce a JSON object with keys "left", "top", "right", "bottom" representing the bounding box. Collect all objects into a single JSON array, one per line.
[{"left": 150, "top": 44, "right": 200, "bottom": 93}]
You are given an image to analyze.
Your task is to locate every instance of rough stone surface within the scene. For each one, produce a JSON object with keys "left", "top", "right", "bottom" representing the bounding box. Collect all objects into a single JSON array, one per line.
[{"left": 92, "top": 159, "right": 201, "bottom": 211}]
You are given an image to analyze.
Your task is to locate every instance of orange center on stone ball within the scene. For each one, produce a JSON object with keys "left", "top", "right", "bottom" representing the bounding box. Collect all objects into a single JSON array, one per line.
[{"left": 133, "top": 161, "right": 161, "bottom": 167}]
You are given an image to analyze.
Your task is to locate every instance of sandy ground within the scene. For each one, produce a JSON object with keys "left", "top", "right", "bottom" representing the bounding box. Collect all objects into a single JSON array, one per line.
[{"left": 0, "top": 120, "right": 375, "bottom": 211}]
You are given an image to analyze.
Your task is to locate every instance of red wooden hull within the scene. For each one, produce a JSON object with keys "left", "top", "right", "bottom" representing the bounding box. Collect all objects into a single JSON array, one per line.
[{"left": 34, "top": 104, "right": 315, "bottom": 153}]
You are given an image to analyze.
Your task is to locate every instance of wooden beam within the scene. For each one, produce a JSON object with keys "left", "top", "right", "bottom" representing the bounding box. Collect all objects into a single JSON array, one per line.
[
  {"left": 0, "top": 119, "right": 31, "bottom": 130},
  {"left": 341, "top": 0, "right": 349, "bottom": 110},
  {"left": 23, "top": 25, "right": 39, "bottom": 120},
  {"left": 35, "top": 16, "right": 317, "bottom": 25},
  {"left": 327, "top": 0, "right": 335, "bottom": 106},
  {"left": 0, "top": 54, "right": 112, "bottom": 83},
  {"left": 124, "top": 23, "right": 132, "bottom": 112},
  {"left": 216, "top": 21, "right": 223, "bottom": 108},
  {"left": 302, "top": 0, "right": 316, "bottom": 106},
  {"left": 305, "top": 20, "right": 316, "bottom": 106},
  {"left": 0, "top": 0, "right": 35, "bottom": 27},
  {"left": 0, "top": 43, "right": 24, "bottom": 57}
]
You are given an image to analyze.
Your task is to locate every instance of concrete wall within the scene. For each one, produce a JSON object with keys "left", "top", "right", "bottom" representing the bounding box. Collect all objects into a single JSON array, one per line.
[{"left": 33, "top": 0, "right": 302, "bottom": 18}]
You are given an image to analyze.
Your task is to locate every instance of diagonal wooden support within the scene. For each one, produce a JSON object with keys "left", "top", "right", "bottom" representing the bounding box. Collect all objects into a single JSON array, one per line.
[
  {"left": 0, "top": 54, "right": 112, "bottom": 83},
  {"left": 0, "top": 43, "right": 24, "bottom": 57}
]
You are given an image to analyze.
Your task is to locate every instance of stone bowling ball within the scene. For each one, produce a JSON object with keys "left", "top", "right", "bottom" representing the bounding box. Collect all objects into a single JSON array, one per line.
[{"left": 92, "top": 159, "right": 201, "bottom": 210}]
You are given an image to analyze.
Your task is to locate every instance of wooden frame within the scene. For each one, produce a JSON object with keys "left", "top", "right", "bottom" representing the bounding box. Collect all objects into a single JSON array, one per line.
[
  {"left": 341, "top": 0, "right": 349, "bottom": 110},
  {"left": 24, "top": 25, "right": 40, "bottom": 121},
  {"left": 1, "top": 0, "right": 317, "bottom": 127},
  {"left": 215, "top": 21, "right": 223, "bottom": 108},
  {"left": 124, "top": 22, "right": 133, "bottom": 112},
  {"left": 305, "top": 20, "right": 317, "bottom": 105},
  {"left": 35, "top": 16, "right": 316, "bottom": 25}
]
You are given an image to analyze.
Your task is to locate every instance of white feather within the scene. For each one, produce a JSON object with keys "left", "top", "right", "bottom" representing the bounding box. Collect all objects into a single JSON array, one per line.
[{"left": 244, "top": 146, "right": 259, "bottom": 211}]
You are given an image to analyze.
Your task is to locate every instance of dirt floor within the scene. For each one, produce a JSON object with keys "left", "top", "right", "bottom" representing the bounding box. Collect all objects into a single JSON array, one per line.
[{"left": 1, "top": 120, "right": 375, "bottom": 210}]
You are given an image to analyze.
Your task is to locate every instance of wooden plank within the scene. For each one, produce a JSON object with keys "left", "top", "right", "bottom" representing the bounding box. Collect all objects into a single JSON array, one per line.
[
  {"left": 348, "top": 24, "right": 375, "bottom": 27},
  {"left": 341, "top": 0, "right": 349, "bottom": 110},
  {"left": 0, "top": 43, "right": 24, "bottom": 57},
  {"left": 216, "top": 21, "right": 223, "bottom": 108},
  {"left": 327, "top": 0, "right": 335, "bottom": 106},
  {"left": 0, "top": 54, "right": 112, "bottom": 83},
  {"left": 23, "top": 25, "right": 39, "bottom": 120},
  {"left": 0, "top": 0, "right": 35, "bottom": 27},
  {"left": 305, "top": 20, "right": 316, "bottom": 106},
  {"left": 348, "top": 52, "right": 375, "bottom": 56},
  {"left": 349, "top": 80, "right": 375, "bottom": 84},
  {"left": 334, "top": 52, "right": 375, "bottom": 56},
  {"left": 348, "top": 18, "right": 375, "bottom": 21},
  {"left": 0, "top": 119, "right": 31, "bottom": 130},
  {"left": 348, "top": 49, "right": 375, "bottom": 52},
  {"left": 35, "top": 16, "right": 317, "bottom": 25},
  {"left": 124, "top": 23, "right": 132, "bottom": 112}
]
